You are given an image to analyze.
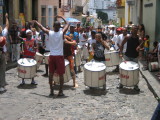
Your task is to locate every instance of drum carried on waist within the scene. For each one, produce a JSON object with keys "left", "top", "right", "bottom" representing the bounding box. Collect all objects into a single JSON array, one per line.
[
  {"left": 119, "top": 61, "right": 139, "bottom": 87},
  {"left": 82, "top": 43, "right": 89, "bottom": 60},
  {"left": 74, "top": 50, "right": 81, "bottom": 66},
  {"left": 17, "top": 58, "right": 37, "bottom": 79},
  {"left": 148, "top": 62, "right": 159, "bottom": 72},
  {"left": 84, "top": 61, "right": 106, "bottom": 87},
  {"left": 44, "top": 52, "right": 50, "bottom": 64},
  {"left": 35, "top": 52, "right": 43, "bottom": 69},
  {"left": 53, "top": 59, "right": 71, "bottom": 84},
  {"left": 105, "top": 51, "right": 120, "bottom": 67}
]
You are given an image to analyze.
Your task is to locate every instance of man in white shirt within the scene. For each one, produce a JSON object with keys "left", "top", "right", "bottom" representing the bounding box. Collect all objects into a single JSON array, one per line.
[{"left": 33, "top": 15, "right": 69, "bottom": 96}]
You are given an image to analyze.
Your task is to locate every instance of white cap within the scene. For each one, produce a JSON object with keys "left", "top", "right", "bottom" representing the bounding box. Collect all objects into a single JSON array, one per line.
[{"left": 26, "top": 29, "right": 32, "bottom": 34}]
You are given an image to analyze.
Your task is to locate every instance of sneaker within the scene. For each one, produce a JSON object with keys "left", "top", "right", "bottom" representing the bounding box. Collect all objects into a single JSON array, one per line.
[
  {"left": 117, "top": 84, "right": 123, "bottom": 89},
  {"left": 31, "top": 81, "right": 38, "bottom": 85},
  {"left": 20, "top": 81, "right": 25, "bottom": 85},
  {"left": 134, "top": 85, "right": 140, "bottom": 92}
]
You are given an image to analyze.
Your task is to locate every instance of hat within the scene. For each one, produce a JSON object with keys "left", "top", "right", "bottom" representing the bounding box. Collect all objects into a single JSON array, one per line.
[{"left": 26, "top": 29, "right": 32, "bottom": 34}]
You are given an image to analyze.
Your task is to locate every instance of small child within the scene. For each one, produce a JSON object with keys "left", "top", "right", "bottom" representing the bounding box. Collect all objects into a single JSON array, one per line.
[{"left": 143, "top": 35, "right": 150, "bottom": 60}]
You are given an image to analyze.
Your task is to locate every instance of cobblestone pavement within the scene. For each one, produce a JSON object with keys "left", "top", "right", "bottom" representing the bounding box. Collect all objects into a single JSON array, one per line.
[{"left": 0, "top": 63, "right": 157, "bottom": 120}]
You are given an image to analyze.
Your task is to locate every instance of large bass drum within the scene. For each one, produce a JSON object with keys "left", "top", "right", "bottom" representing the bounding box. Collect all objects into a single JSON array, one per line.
[
  {"left": 17, "top": 58, "right": 37, "bottom": 79},
  {"left": 119, "top": 61, "right": 139, "bottom": 87},
  {"left": 44, "top": 52, "right": 50, "bottom": 65},
  {"left": 35, "top": 52, "right": 43, "bottom": 69},
  {"left": 105, "top": 51, "right": 120, "bottom": 67},
  {"left": 84, "top": 61, "right": 106, "bottom": 87},
  {"left": 53, "top": 59, "right": 71, "bottom": 84}
]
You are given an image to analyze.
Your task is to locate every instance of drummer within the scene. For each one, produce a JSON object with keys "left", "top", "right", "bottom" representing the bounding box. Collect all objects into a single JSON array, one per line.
[
  {"left": 87, "top": 30, "right": 96, "bottom": 61},
  {"left": 92, "top": 33, "right": 110, "bottom": 62},
  {"left": 64, "top": 34, "right": 78, "bottom": 88},
  {"left": 119, "top": 26, "right": 142, "bottom": 91},
  {"left": 20, "top": 29, "right": 38, "bottom": 85}
]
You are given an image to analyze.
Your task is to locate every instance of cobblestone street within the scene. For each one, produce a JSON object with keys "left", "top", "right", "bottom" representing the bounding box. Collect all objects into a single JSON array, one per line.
[{"left": 0, "top": 63, "right": 157, "bottom": 120}]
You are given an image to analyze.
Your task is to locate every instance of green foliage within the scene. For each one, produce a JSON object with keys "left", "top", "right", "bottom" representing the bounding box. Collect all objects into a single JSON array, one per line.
[{"left": 97, "top": 11, "right": 108, "bottom": 23}]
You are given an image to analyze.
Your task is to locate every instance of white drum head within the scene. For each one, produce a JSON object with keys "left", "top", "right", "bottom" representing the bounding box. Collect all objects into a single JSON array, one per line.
[
  {"left": 105, "top": 51, "right": 119, "bottom": 54},
  {"left": 36, "top": 52, "right": 43, "bottom": 56},
  {"left": 65, "top": 59, "right": 69, "bottom": 66},
  {"left": 84, "top": 62, "right": 106, "bottom": 71},
  {"left": 44, "top": 52, "right": 50, "bottom": 56},
  {"left": 18, "top": 58, "right": 37, "bottom": 66},
  {"left": 119, "top": 61, "right": 139, "bottom": 70}
]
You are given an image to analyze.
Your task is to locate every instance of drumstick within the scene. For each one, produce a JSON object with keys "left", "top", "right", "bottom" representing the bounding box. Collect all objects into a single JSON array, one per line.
[{"left": 121, "top": 57, "right": 127, "bottom": 64}]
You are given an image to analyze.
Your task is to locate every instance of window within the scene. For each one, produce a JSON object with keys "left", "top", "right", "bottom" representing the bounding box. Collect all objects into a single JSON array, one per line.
[
  {"left": 59, "top": 0, "right": 61, "bottom": 8},
  {"left": 48, "top": 7, "right": 53, "bottom": 28},
  {"left": 19, "top": 0, "right": 24, "bottom": 13},
  {"left": 41, "top": 6, "right": 46, "bottom": 26}
]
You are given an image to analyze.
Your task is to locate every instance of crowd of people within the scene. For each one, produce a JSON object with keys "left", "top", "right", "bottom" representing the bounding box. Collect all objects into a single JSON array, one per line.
[{"left": 0, "top": 14, "right": 159, "bottom": 96}]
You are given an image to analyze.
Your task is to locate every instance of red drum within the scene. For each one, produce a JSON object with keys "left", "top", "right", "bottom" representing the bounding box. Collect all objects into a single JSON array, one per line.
[{"left": 119, "top": 61, "right": 139, "bottom": 87}]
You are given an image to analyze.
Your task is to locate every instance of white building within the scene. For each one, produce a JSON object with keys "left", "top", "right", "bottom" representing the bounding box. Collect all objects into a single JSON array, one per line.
[{"left": 88, "top": 0, "right": 117, "bottom": 20}]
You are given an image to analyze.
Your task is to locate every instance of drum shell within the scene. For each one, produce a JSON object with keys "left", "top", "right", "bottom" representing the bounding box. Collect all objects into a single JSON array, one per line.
[
  {"left": 53, "top": 60, "right": 71, "bottom": 84},
  {"left": 17, "top": 59, "right": 37, "bottom": 79},
  {"left": 84, "top": 67, "right": 106, "bottom": 87},
  {"left": 44, "top": 52, "right": 50, "bottom": 64},
  {"left": 82, "top": 46, "right": 89, "bottom": 59},
  {"left": 119, "top": 67, "right": 139, "bottom": 87},
  {"left": 35, "top": 52, "right": 43, "bottom": 69},
  {"left": 75, "top": 52, "right": 81, "bottom": 66},
  {"left": 105, "top": 51, "right": 120, "bottom": 67},
  {"left": 149, "top": 62, "right": 159, "bottom": 72}
]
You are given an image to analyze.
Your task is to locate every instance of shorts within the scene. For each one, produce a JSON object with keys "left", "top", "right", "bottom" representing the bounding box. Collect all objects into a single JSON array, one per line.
[
  {"left": 49, "top": 56, "right": 65, "bottom": 75},
  {"left": 65, "top": 55, "right": 74, "bottom": 70}
]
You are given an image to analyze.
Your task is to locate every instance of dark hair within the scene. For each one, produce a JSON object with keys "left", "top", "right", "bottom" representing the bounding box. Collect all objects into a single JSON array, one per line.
[
  {"left": 145, "top": 35, "right": 149, "bottom": 39},
  {"left": 153, "top": 41, "right": 158, "bottom": 47},
  {"left": 53, "top": 21, "right": 61, "bottom": 27},
  {"left": 140, "top": 24, "right": 145, "bottom": 31}
]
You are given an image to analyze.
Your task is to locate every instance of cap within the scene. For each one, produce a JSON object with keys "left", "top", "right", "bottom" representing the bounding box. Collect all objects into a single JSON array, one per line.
[{"left": 26, "top": 29, "right": 32, "bottom": 34}]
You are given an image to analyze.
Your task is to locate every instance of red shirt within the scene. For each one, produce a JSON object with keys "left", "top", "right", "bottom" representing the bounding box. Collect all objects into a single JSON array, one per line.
[{"left": 22, "top": 38, "right": 36, "bottom": 58}]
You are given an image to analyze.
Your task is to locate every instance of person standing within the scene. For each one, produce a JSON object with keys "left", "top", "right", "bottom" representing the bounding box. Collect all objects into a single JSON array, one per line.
[
  {"left": 119, "top": 26, "right": 141, "bottom": 91},
  {"left": 33, "top": 15, "right": 69, "bottom": 96},
  {"left": 9, "top": 21, "right": 20, "bottom": 61},
  {"left": 64, "top": 34, "right": 78, "bottom": 88},
  {"left": 0, "top": 13, "right": 9, "bottom": 92},
  {"left": 20, "top": 29, "right": 38, "bottom": 85}
]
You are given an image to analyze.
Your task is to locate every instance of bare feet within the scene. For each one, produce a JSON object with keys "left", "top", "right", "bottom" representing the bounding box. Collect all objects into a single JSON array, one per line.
[{"left": 73, "top": 83, "right": 79, "bottom": 88}]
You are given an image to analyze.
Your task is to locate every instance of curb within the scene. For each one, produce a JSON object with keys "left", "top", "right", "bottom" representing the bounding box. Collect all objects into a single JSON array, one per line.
[{"left": 139, "top": 61, "right": 160, "bottom": 102}]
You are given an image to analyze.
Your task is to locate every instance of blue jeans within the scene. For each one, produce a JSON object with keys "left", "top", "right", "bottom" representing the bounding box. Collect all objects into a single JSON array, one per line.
[
  {"left": 151, "top": 103, "right": 160, "bottom": 120},
  {"left": 123, "top": 55, "right": 138, "bottom": 63}
]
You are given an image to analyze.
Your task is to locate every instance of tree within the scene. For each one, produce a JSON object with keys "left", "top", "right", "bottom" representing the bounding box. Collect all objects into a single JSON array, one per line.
[{"left": 97, "top": 11, "right": 108, "bottom": 24}]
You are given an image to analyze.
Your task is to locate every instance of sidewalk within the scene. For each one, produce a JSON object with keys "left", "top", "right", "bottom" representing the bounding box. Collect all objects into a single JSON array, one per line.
[{"left": 139, "top": 60, "right": 160, "bottom": 101}]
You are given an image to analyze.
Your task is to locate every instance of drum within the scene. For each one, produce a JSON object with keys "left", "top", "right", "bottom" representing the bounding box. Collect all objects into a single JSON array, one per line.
[
  {"left": 53, "top": 59, "right": 71, "bottom": 84},
  {"left": 105, "top": 51, "right": 120, "bottom": 67},
  {"left": 44, "top": 52, "right": 50, "bottom": 64},
  {"left": 82, "top": 43, "right": 89, "bottom": 60},
  {"left": 35, "top": 52, "right": 43, "bottom": 69},
  {"left": 119, "top": 61, "right": 139, "bottom": 87},
  {"left": 74, "top": 50, "right": 81, "bottom": 66},
  {"left": 17, "top": 58, "right": 37, "bottom": 79},
  {"left": 77, "top": 44, "right": 83, "bottom": 58},
  {"left": 149, "top": 62, "right": 159, "bottom": 72},
  {"left": 84, "top": 61, "right": 106, "bottom": 87}
]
